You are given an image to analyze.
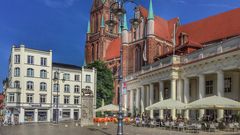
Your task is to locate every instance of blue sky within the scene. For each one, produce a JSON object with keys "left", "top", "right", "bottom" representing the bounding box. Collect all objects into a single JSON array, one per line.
[{"left": 0, "top": 0, "right": 239, "bottom": 92}]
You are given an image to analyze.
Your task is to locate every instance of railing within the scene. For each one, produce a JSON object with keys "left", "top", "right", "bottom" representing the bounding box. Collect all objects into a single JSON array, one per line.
[
  {"left": 181, "top": 36, "right": 240, "bottom": 63},
  {"left": 124, "top": 36, "right": 240, "bottom": 81}
]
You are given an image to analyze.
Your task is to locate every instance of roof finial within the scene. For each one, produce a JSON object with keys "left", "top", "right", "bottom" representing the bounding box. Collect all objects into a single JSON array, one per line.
[
  {"left": 101, "top": 15, "right": 105, "bottom": 28},
  {"left": 148, "top": 0, "right": 154, "bottom": 20},
  {"left": 87, "top": 21, "right": 91, "bottom": 33},
  {"left": 123, "top": 14, "right": 128, "bottom": 30}
]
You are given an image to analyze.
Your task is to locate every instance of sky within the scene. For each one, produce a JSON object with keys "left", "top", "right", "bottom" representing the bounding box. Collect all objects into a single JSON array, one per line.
[{"left": 0, "top": 0, "right": 240, "bottom": 92}]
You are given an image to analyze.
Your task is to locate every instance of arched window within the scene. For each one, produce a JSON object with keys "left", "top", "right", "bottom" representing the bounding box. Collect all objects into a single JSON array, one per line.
[
  {"left": 91, "top": 44, "right": 95, "bottom": 62},
  {"left": 95, "top": 14, "right": 99, "bottom": 32},
  {"left": 64, "top": 84, "right": 70, "bottom": 93},
  {"left": 40, "top": 82, "right": 47, "bottom": 91},
  {"left": 27, "top": 81, "right": 34, "bottom": 90},
  {"left": 27, "top": 68, "right": 34, "bottom": 77},
  {"left": 14, "top": 81, "right": 20, "bottom": 88},
  {"left": 96, "top": 42, "right": 99, "bottom": 60},
  {"left": 135, "top": 45, "right": 142, "bottom": 72},
  {"left": 14, "top": 67, "right": 20, "bottom": 77},
  {"left": 40, "top": 70, "right": 47, "bottom": 78},
  {"left": 74, "top": 85, "right": 80, "bottom": 93}
]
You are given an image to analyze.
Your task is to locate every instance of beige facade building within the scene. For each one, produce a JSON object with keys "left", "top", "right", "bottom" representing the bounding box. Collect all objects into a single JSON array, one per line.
[{"left": 4, "top": 45, "right": 96, "bottom": 123}]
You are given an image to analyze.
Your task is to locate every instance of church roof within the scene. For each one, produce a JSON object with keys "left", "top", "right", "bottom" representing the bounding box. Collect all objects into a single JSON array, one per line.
[
  {"left": 177, "top": 8, "right": 240, "bottom": 45},
  {"left": 105, "top": 37, "right": 121, "bottom": 61}
]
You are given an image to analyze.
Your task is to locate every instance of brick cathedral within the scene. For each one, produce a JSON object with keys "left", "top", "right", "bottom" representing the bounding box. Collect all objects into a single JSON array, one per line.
[{"left": 85, "top": 0, "right": 240, "bottom": 104}]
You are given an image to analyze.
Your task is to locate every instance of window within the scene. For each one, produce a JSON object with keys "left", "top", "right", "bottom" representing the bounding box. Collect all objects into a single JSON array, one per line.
[
  {"left": 206, "top": 80, "right": 213, "bottom": 95},
  {"left": 14, "top": 55, "right": 20, "bottom": 64},
  {"left": 74, "top": 75, "right": 80, "bottom": 81},
  {"left": 74, "top": 96, "right": 79, "bottom": 105},
  {"left": 64, "top": 84, "right": 70, "bottom": 93},
  {"left": 63, "top": 73, "right": 70, "bottom": 80},
  {"left": 26, "top": 94, "right": 33, "bottom": 103},
  {"left": 40, "top": 57, "right": 47, "bottom": 66},
  {"left": 27, "top": 81, "right": 34, "bottom": 90},
  {"left": 14, "top": 81, "right": 20, "bottom": 88},
  {"left": 27, "top": 55, "right": 34, "bottom": 64},
  {"left": 135, "top": 46, "right": 142, "bottom": 72},
  {"left": 53, "top": 71, "right": 59, "bottom": 79},
  {"left": 40, "top": 95, "right": 46, "bottom": 103},
  {"left": 86, "top": 75, "right": 91, "bottom": 83},
  {"left": 224, "top": 77, "right": 232, "bottom": 93},
  {"left": 91, "top": 44, "right": 94, "bottom": 62},
  {"left": 27, "top": 68, "right": 34, "bottom": 77},
  {"left": 14, "top": 67, "right": 20, "bottom": 77},
  {"left": 74, "top": 85, "right": 80, "bottom": 93},
  {"left": 64, "top": 96, "right": 70, "bottom": 104},
  {"left": 40, "top": 82, "right": 47, "bottom": 91},
  {"left": 53, "top": 96, "right": 59, "bottom": 104},
  {"left": 9, "top": 93, "right": 15, "bottom": 102},
  {"left": 62, "top": 109, "right": 70, "bottom": 118},
  {"left": 40, "top": 70, "right": 47, "bottom": 78},
  {"left": 53, "top": 84, "right": 59, "bottom": 92}
]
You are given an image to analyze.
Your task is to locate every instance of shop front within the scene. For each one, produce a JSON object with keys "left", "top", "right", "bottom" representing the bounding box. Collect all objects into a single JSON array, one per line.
[
  {"left": 62, "top": 109, "right": 71, "bottom": 119},
  {"left": 38, "top": 110, "right": 48, "bottom": 122},
  {"left": 24, "top": 110, "right": 34, "bottom": 122}
]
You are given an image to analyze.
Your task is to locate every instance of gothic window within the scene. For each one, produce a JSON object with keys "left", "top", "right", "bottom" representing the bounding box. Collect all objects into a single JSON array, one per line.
[
  {"left": 96, "top": 42, "right": 99, "bottom": 59},
  {"left": 135, "top": 45, "right": 142, "bottom": 72},
  {"left": 96, "top": 14, "right": 99, "bottom": 32},
  {"left": 91, "top": 44, "right": 95, "bottom": 62}
]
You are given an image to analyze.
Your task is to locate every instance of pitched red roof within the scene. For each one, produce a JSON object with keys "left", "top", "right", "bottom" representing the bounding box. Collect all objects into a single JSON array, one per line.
[
  {"left": 105, "top": 37, "right": 121, "bottom": 61},
  {"left": 139, "top": 6, "right": 178, "bottom": 42},
  {"left": 177, "top": 8, "right": 240, "bottom": 44}
]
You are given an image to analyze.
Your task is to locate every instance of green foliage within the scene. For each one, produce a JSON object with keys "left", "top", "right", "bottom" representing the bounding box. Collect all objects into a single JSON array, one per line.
[{"left": 86, "top": 61, "right": 114, "bottom": 108}]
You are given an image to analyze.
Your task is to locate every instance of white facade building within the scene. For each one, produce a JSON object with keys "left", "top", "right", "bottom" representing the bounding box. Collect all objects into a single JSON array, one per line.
[
  {"left": 4, "top": 45, "right": 96, "bottom": 123},
  {"left": 124, "top": 36, "right": 240, "bottom": 121}
]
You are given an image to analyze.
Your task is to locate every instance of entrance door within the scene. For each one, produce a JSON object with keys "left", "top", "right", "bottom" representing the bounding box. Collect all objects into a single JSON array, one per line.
[
  {"left": 74, "top": 112, "right": 79, "bottom": 120},
  {"left": 53, "top": 109, "right": 57, "bottom": 122}
]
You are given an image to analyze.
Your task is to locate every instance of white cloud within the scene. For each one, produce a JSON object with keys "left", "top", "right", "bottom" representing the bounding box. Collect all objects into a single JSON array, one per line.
[{"left": 44, "top": 0, "right": 77, "bottom": 8}]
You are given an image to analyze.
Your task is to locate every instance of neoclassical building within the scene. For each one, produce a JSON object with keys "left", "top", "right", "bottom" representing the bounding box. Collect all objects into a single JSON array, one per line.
[{"left": 85, "top": 0, "right": 240, "bottom": 120}]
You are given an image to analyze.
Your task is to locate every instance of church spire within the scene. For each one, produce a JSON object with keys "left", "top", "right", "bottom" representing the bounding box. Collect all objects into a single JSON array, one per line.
[
  {"left": 87, "top": 21, "right": 91, "bottom": 33},
  {"left": 148, "top": 0, "right": 154, "bottom": 20},
  {"left": 123, "top": 14, "right": 128, "bottom": 30},
  {"left": 101, "top": 15, "right": 105, "bottom": 28}
]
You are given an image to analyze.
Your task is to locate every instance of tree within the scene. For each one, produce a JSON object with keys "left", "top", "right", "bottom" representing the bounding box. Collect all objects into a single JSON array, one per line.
[{"left": 86, "top": 61, "right": 114, "bottom": 108}]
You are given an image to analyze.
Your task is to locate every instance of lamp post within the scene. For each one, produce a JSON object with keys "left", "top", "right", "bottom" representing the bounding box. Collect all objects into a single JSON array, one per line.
[
  {"left": 106, "top": 1, "right": 141, "bottom": 134},
  {"left": 53, "top": 69, "right": 65, "bottom": 124}
]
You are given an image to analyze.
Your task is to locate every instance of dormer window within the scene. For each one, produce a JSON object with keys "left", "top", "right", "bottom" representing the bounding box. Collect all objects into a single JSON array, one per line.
[{"left": 180, "top": 32, "right": 189, "bottom": 45}]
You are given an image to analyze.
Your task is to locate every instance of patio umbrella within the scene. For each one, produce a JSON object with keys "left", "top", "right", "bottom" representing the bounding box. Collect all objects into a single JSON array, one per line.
[
  {"left": 95, "top": 104, "right": 126, "bottom": 112},
  {"left": 146, "top": 98, "right": 186, "bottom": 110},
  {"left": 186, "top": 95, "right": 240, "bottom": 110}
]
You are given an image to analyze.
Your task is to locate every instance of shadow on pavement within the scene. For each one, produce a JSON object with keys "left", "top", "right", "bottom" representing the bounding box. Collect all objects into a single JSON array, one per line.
[{"left": 87, "top": 127, "right": 112, "bottom": 135}]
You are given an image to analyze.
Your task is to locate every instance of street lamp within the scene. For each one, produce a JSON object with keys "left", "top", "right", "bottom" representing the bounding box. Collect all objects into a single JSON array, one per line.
[
  {"left": 53, "top": 69, "right": 65, "bottom": 124},
  {"left": 106, "top": 1, "right": 141, "bottom": 135}
]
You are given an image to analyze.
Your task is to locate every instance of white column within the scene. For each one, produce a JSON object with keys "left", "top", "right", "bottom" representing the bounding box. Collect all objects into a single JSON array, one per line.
[
  {"left": 217, "top": 70, "right": 224, "bottom": 121},
  {"left": 34, "top": 109, "right": 38, "bottom": 122},
  {"left": 184, "top": 78, "right": 190, "bottom": 120},
  {"left": 198, "top": 74, "right": 205, "bottom": 120},
  {"left": 140, "top": 86, "right": 145, "bottom": 114},
  {"left": 150, "top": 83, "right": 154, "bottom": 119},
  {"left": 47, "top": 109, "right": 51, "bottom": 122},
  {"left": 177, "top": 79, "right": 183, "bottom": 116},
  {"left": 146, "top": 86, "right": 150, "bottom": 107},
  {"left": 136, "top": 88, "right": 140, "bottom": 115},
  {"left": 171, "top": 79, "right": 177, "bottom": 120},
  {"left": 19, "top": 108, "right": 24, "bottom": 123},
  {"left": 159, "top": 81, "right": 164, "bottom": 119},
  {"left": 70, "top": 108, "right": 74, "bottom": 120},
  {"left": 130, "top": 90, "right": 134, "bottom": 116}
]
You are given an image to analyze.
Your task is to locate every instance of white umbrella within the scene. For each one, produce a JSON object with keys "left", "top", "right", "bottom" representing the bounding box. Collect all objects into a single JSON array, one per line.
[
  {"left": 95, "top": 104, "right": 126, "bottom": 112},
  {"left": 187, "top": 95, "right": 240, "bottom": 110},
  {"left": 146, "top": 98, "right": 186, "bottom": 110}
]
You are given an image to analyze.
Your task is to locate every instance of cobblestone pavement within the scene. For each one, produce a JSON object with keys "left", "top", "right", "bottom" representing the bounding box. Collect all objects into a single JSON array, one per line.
[{"left": 0, "top": 123, "right": 240, "bottom": 135}]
